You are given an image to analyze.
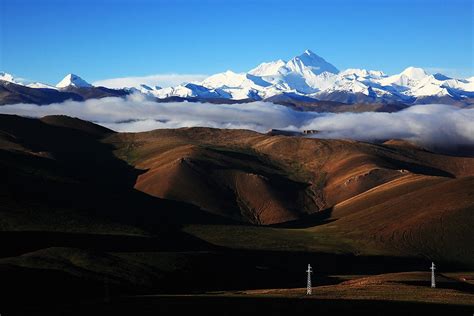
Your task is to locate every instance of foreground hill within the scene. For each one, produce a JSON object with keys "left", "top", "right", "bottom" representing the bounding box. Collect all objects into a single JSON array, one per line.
[
  {"left": 109, "top": 127, "right": 474, "bottom": 223},
  {"left": 107, "top": 126, "right": 474, "bottom": 266},
  {"left": 0, "top": 114, "right": 473, "bottom": 311}
]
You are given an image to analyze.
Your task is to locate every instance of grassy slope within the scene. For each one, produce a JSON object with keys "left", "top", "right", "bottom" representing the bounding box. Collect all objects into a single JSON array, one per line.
[
  {"left": 240, "top": 271, "right": 474, "bottom": 306},
  {"left": 183, "top": 175, "right": 474, "bottom": 266}
]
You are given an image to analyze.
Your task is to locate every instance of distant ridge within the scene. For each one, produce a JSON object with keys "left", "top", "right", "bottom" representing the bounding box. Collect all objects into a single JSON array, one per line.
[{"left": 1, "top": 50, "right": 473, "bottom": 107}]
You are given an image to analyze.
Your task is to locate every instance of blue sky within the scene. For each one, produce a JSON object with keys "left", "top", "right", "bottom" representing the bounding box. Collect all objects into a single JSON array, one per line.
[{"left": 1, "top": 0, "right": 472, "bottom": 85}]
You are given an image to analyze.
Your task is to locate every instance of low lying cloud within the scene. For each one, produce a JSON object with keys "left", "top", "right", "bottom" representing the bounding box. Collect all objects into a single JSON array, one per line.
[
  {"left": 0, "top": 94, "right": 473, "bottom": 150},
  {"left": 302, "top": 104, "right": 474, "bottom": 150},
  {"left": 93, "top": 74, "right": 209, "bottom": 89}
]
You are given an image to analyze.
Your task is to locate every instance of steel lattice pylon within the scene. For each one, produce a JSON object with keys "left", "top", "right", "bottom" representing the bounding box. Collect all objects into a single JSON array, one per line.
[
  {"left": 430, "top": 262, "right": 436, "bottom": 288},
  {"left": 306, "top": 264, "right": 313, "bottom": 295}
]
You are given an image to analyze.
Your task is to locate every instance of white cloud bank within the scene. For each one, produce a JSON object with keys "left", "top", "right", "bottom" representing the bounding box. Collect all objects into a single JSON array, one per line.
[
  {"left": 93, "top": 74, "right": 208, "bottom": 89},
  {"left": 0, "top": 94, "right": 473, "bottom": 150}
]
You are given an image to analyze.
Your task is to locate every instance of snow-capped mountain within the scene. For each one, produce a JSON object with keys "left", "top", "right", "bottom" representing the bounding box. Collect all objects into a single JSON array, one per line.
[
  {"left": 126, "top": 84, "right": 162, "bottom": 95},
  {"left": 140, "top": 50, "right": 472, "bottom": 103},
  {"left": 0, "top": 72, "right": 18, "bottom": 84},
  {"left": 152, "top": 83, "right": 231, "bottom": 99},
  {"left": 0, "top": 72, "right": 127, "bottom": 105},
  {"left": 0, "top": 72, "right": 57, "bottom": 90},
  {"left": 249, "top": 50, "right": 338, "bottom": 77},
  {"left": 56, "top": 74, "right": 92, "bottom": 88},
  {"left": 1, "top": 50, "right": 473, "bottom": 107},
  {"left": 285, "top": 49, "right": 339, "bottom": 75}
]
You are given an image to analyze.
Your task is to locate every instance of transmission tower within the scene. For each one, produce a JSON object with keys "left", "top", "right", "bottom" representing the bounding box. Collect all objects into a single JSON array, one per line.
[
  {"left": 306, "top": 264, "right": 313, "bottom": 295},
  {"left": 430, "top": 262, "right": 436, "bottom": 288}
]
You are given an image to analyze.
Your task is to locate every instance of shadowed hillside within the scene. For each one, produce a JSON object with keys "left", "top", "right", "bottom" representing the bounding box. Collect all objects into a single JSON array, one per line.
[{"left": 1, "top": 114, "right": 473, "bottom": 312}]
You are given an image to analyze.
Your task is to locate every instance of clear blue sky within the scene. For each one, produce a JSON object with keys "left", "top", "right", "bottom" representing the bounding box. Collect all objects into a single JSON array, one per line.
[{"left": 1, "top": 0, "right": 472, "bottom": 84}]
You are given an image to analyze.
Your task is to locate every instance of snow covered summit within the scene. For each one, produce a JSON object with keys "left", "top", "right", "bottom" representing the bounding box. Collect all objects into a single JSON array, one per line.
[
  {"left": 286, "top": 49, "right": 339, "bottom": 75},
  {"left": 0, "top": 72, "right": 17, "bottom": 84},
  {"left": 134, "top": 49, "right": 473, "bottom": 103},
  {"left": 56, "top": 74, "right": 92, "bottom": 88}
]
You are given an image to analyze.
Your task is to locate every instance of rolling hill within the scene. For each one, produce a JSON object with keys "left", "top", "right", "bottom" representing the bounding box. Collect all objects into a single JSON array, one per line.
[{"left": 0, "top": 114, "right": 473, "bottom": 312}]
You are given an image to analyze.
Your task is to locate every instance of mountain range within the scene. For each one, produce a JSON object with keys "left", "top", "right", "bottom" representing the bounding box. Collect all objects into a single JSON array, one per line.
[{"left": 1, "top": 50, "right": 474, "bottom": 109}]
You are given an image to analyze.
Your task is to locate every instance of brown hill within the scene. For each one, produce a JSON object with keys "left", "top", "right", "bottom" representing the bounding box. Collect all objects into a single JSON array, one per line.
[
  {"left": 108, "top": 127, "right": 474, "bottom": 225},
  {"left": 1, "top": 114, "right": 473, "bottom": 308},
  {"left": 0, "top": 114, "right": 229, "bottom": 236},
  {"left": 39, "top": 115, "right": 114, "bottom": 137},
  {"left": 104, "top": 125, "right": 474, "bottom": 266},
  {"left": 318, "top": 175, "right": 474, "bottom": 265}
]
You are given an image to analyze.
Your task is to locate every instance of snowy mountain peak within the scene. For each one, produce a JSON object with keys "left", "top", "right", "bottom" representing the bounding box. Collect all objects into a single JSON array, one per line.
[
  {"left": 379, "top": 67, "right": 429, "bottom": 88},
  {"left": 340, "top": 68, "right": 386, "bottom": 78},
  {"left": 248, "top": 60, "right": 286, "bottom": 76},
  {"left": 56, "top": 74, "right": 92, "bottom": 88},
  {"left": 400, "top": 67, "right": 428, "bottom": 80},
  {"left": 202, "top": 70, "right": 247, "bottom": 89},
  {"left": 0, "top": 71, "right": 17, "bottom": 83},
  {"left": 223, "top": 70, "right": 241, "bottom": 77},
  {"left": 0, "top": 72, "right": 56, "bottom": 89},
  {"left": 287, "top": 50, "right": 339, "bottom": 75}
]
